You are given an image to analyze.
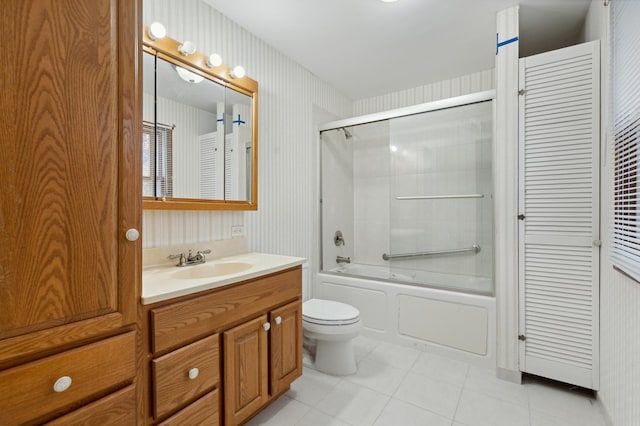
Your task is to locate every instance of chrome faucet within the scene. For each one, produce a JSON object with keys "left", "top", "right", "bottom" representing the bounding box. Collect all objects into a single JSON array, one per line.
[
  {"left": 168, "top": 249, "right": 212, "bottom": 267},
  {"left": 336, "top": 256, "right": 351, "bottom": 265}
]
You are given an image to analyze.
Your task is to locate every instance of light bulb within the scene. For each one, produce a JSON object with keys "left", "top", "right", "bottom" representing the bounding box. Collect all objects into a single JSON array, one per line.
[
  {"left": 178, "top": 41, "right": 196, "bottom": 56},
  {"left": 230, "top": 65, "right": 246, "bottom": 79},
  {"left": 148, "top": 22, "right": 166, "bottom": 40},
  {"left": 207, "top": 53, "right": 222, "bottom": 67}
]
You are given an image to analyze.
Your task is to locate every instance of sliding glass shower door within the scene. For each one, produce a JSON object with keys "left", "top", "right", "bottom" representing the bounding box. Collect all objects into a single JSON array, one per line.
[
  {"left": 387, "top": 102, "right": 493, "bottom": 293},
  {"left": 320, "top": 96, "right": 494, "bottom": 295}
]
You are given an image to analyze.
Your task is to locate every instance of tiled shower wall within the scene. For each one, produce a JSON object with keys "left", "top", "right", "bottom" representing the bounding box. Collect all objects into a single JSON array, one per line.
[{"left": 142, "top": 0, "right": 353, "bottom": 284}]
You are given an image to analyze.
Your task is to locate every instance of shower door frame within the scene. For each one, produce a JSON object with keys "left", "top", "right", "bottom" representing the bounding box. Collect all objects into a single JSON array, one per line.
[{"left": 318, "top": 90, "right": 496, "bottom": 284}]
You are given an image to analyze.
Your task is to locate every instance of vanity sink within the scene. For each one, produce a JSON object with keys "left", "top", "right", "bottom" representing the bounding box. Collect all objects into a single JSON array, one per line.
[{"left": 171, "top": 262, "right": 253, "bottom": 280}]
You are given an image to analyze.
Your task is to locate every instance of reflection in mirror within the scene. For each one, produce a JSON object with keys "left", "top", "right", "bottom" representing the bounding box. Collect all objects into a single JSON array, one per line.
[
  {"left": 141, "top": 28, "right": 258, "bottom": 210},
  {"left": 143, "top": 51, "right": 227, "bottom": 200},
  {"left": 225, "top": 87, "right": 252, "bottom": 201}
]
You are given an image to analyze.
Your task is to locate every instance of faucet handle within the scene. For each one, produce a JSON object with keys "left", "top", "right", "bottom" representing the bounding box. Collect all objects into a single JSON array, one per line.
[
  {"left": 195, "top": 249, "right": 211, "bottom": 261},
  {"left": 168, "top": 252, "right": 187, "bottom": 266}
]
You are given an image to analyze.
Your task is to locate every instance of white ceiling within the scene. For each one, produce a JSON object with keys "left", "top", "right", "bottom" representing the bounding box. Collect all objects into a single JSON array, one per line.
[{"left": 203, "top": 0, "right": 591, "bottom": 100}]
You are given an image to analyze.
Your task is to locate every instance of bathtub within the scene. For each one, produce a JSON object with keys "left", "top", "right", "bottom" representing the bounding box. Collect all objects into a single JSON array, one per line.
[{"left": 317, "top": 263, "right": 496, "bottom": 368}]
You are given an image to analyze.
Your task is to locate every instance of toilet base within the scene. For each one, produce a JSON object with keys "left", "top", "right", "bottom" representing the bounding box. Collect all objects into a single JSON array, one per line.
[{"left": 311, "top": 339, "right": 357, "bottom": 376}]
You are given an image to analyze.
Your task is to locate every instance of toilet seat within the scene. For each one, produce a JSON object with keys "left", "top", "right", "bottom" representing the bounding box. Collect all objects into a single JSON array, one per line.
[{"left": 303, "top": 299, "right": 360, "bottom": 326}]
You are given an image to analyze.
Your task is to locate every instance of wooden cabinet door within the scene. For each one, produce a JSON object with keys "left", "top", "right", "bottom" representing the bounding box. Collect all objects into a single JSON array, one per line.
[
  {"left": 0, "top": 0, "right": 139, "bottom": 364},
  {"left": 269, "top": 301, "right": 303, "bottom": 395},
  {"left": 223, "top": 315, "right": 269, "bottom": 426}
]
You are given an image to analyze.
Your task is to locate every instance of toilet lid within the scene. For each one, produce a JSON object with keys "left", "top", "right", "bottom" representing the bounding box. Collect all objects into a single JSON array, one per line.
[{"left": 303, "top": 299, "right": 360, "bottom": 325}]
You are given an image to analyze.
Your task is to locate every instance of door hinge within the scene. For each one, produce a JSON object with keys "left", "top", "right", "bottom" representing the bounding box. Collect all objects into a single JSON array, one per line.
[
  {"left": 518, "top": 89, "right": 527, "bottom": 96},
  {"left": 518, "top": 334, "right": 527, "bottom": 341},
  {"left": 518, "top": 214, "right": 526, "bottom": 220}
]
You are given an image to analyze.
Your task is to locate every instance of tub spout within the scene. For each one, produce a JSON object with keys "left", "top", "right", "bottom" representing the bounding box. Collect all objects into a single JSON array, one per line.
[{"left": 336, "top": 256, "right": 351, "bottom": 264}]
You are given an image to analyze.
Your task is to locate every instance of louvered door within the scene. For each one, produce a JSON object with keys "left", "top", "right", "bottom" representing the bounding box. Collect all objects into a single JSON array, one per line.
[
  {"left": 199, "top": 132, "right": 222, "bottom": 199},
  {"left": 518, "top": 41, "right": 600, "bottom": 390}
]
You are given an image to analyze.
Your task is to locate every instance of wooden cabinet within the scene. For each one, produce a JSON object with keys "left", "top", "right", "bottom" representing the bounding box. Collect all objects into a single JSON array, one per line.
[
  {"left": 223, "top": 315, "right": 270, "bottom": 425},
  {"left": 142, "top": 267, "right": 302, "bottom": 425},
  {"left": 269, "top": 301, "right": 303, "bottom": 395},
  {"left": 0, "top": 0, "right": 140, "bottom": 423},
  {"left": 224, "top": 302, "right": 303, "bottom": 426},
  {"left": 44, "top": 385, "right": 138, "bottom": 426},
  {"left": 158, "top": 390, "right": 220, "bottom": 426},
  {"left": 152, "top": 334, "right": 220, "bottom": 418}
]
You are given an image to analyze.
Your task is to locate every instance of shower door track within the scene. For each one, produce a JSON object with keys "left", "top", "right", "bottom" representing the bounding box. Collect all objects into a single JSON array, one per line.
[
  {"left": 319, "top": 90, "right": 495, "bottom": 132},
  {"left": 396, "top": 194, "right": 485, "bottom": 200}
]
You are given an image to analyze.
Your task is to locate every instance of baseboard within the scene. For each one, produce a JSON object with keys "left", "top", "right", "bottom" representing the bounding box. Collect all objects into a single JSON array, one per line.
[
  {"left": 496, "top": 367, "right": 522, "bottom": 384},
  {"left": 594, "top": 395, "right": 614, "bottom": 426}
]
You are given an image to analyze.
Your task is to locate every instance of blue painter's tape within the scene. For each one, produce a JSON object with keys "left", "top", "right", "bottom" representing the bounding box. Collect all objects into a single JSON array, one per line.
[
  {"left": 232, "top": 114, "right": 245, "bottom": 125},
  {"left": 496, "top": 33, "right": 519, "bottom": 55}
]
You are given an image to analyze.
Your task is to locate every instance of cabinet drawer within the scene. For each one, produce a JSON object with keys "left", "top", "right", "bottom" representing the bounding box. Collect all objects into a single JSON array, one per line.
[
  {"left": 153, "top": 333, "right": 220, "bottom": 419},
  {"left": 45, "top": 385, "right": 137, "bottom": 425},
  {"left": 158, "top": 388, "right": 219, "bottom": 426},
  {"left": 151, "top": 267, "right": 301, "bottom": 353},
  {"left": 0, "top": 332, "right": 136, "bottom": 425}
]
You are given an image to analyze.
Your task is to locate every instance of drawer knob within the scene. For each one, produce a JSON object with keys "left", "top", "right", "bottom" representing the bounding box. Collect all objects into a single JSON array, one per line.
[
  {"left": 263, "top": 322, "right": 271, "bottom": 331},
  {"left": 53, "top": 376, "right": 72, "bottom": 393},
  {"left": 274, "top": 316, "right": 282, "bottom": 325},
  {"left": 188, "top": 368, "right": 199, "bottom": 380},
  {"left": 125, "top": 228, "right": 140, "bottom": 242}
]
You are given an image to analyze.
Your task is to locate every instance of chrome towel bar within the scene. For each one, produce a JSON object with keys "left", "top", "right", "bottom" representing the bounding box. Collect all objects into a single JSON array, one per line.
[
  {"left": 396, "top": 194, "right": 484, "bottom": 200},
  {"left": 382, "top": 245, "right": 480, "bottom": 260}
]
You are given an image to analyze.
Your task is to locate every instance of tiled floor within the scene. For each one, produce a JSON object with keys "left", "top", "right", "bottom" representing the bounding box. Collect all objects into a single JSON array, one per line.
[{"left": 247, "top": 336, "right": 606, "bottom": 426}]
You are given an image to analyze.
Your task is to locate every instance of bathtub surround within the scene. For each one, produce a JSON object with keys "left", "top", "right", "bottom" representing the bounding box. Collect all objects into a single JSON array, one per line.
[
  {"left": 317, "top": 271, "right": 496, "bottom": 369},
  {"left": 320, "top": 93, "right": 494, "bottom": 291}
]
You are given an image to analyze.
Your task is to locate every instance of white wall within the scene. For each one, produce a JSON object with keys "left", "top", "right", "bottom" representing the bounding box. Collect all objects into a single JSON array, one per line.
[
  {"left": 142, "top": 0, "right": 352, "bottom": 289},
  {"left": 353, "top": 69, "right": 494, "bottom": 116},
  {"left": 583, "top": 1, "right": 640, "bottom": 424},
  {"left": 494, "top": 5, "right": 520, "bottom": 383}
]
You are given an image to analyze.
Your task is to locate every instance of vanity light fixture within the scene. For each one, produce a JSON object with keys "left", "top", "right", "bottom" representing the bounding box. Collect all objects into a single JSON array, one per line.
[
  {"left": 178, "top": 41, "right": 197, "bottom": 56},
  {"left": 148, "top": 22, "right": 167, "bottom": 40},
  {"left": 229, "top": 65, "right": 246, "bottom": 79},
  {"left": 176, "top": 66, "right": 204, "bottom": 84},
  {"left": 206, "top": 53, "right": 223, "bottom": 67}
]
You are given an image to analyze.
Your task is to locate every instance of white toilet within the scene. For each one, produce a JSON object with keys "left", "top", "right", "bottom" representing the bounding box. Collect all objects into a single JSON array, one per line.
[{"left": 302, "top": 298, "right": 362, "bottom": 375}]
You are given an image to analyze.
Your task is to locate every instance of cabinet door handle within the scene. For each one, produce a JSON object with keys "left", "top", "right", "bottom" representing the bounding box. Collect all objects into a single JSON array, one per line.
[
  {"left": 263, "top": 322, "right": 271, "bottom": 331},
  {"left": 188, "top": 367, "right": 199, "bottom": 380},
  {"left": 125, "top": 228, "right": 140, "bottom": 241},
  {"left": 53, "top": 376, "right": 72, "bottom": 393},
  {"left": 274, "top": 316, "right": 282, "bottom": 325}
]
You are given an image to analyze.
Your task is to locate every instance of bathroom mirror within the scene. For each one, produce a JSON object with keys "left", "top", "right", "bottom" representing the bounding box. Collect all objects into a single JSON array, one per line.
[{"left": 142, "top": 31, "right": 258, "bottom": 210}]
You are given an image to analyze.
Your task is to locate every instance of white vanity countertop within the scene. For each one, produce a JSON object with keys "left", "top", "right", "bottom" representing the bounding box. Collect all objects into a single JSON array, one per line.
[{"left": 142, "top": 252, "right": 305, "bottom": 305}]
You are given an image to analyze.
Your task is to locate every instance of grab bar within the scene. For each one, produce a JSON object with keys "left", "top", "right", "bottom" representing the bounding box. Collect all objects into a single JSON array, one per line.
[
  {"left": 396, "top": 194, "right": 484, "bottom": 200},
  {"left": 382, "top": 245, "right": 480, "bottom": 260}
]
